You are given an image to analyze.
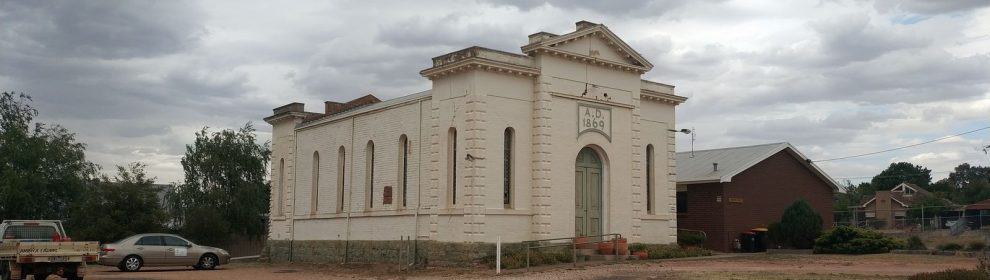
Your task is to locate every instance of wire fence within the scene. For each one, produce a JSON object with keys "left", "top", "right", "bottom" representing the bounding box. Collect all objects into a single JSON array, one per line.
[{"left": 834, "top": 206, "right": 990, "bottom": 232}]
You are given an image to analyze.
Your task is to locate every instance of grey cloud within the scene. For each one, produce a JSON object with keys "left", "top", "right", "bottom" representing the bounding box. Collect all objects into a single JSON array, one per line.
[
  {"left": 1, "top": 1, "right": 206, "bottom": 59},
  {"left": 808, "top": 13, "right": 930, "bottom": 64},
  {"left": 376, "top": 16, "right": 526, "bottom": 51},
  {"left": 724, "top": 109, "right": 906, "bottom": 146},
  {"left": 480, "top": 0, "right": 724, "bottom": 17},
  {"left": 873, "top": 0, "right": 990, "bottom": 15}
]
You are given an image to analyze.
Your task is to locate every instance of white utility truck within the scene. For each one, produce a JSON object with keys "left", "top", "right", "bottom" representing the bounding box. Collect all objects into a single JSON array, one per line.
[{"left": 0, "top": 220, "right": 99, "bottom": 280}]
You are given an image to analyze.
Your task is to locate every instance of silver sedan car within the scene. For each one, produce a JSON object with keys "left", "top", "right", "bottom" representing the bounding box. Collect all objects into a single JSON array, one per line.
[{"left": 98, "top": 233, "right": 231, "bottom": 271}]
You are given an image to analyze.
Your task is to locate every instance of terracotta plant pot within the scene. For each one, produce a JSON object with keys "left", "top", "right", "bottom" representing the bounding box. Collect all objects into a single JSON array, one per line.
[
  {"left": 598, "top": 241, "right": 615, "bottom": 255},
  {"left": 617, "top": 238, "right": 629, "bottom": 255},
  {"left": 633, "top": 251, "right": 649, "bottom": 260},
  {"left": 574, "top": 236, "right": 593, "bottom": 249}
]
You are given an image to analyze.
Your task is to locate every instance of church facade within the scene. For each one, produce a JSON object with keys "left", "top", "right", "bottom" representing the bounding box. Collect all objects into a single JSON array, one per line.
[{"left": 264, "top": 21, "right": 687, "bottom": 248}]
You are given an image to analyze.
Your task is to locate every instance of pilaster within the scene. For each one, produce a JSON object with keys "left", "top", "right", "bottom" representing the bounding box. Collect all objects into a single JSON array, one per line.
[
  {"left": 463, "top": 91, "right": 488, "bottom": 240},
  {"left": 531, "top": 76, "right": 553, "bottom": 239},
  {"left": 428, "top": 97, "right": 442, "bottom": 240},
  {"left": 630, "top": 98, "right": 643, "bottom": 240}
]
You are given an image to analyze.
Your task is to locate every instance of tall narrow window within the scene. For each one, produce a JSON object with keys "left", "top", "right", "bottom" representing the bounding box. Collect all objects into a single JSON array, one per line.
[
  {"left": 366, "top": 140, "right": 375, "bottom": 210},
  {"left": 337, "top": 146, "right": 345, "bottom": 213},
  {"left": 448, "top": 127, "right": 457, "bottom": 206},
  {"left": 646, "top": 144, "right": 655, "bottom": 214},
  {"left": 311, "top": 151, "right": 320, "bottom": 215},
  {"left": 277, "top": 158, "right": 284, "bottom": 216},
  {"left": 503, "top": 127, "right": 514, "bottom": 208},
  {"left": 398, "top": 135, "right": 409, "bottom": 208}
]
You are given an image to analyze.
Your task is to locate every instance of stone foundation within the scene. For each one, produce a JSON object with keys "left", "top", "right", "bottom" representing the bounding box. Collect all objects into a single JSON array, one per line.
[{"left": 264, "top": 240, "right": 509, "bottom": 266}]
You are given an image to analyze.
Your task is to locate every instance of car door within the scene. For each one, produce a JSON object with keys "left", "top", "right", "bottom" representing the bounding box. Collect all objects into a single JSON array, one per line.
[
  {"left": 162, "top": 236, "right": 196, "bottom": 265},
  {"left": 133, "top": 236, "right": 167, "bottom": 266}
]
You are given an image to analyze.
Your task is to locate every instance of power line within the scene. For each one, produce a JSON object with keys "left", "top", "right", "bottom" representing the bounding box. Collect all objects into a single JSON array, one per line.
[
  {"left": 832, "top": 170, "right": 955, "bottom": 180},
  {"left": 812, "top": 126, "right": 990, "bottom": 163}
]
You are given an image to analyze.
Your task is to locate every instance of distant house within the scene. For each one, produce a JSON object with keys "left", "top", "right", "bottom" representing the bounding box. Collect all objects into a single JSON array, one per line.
[
  {"left": 676, "top": 142, "right": 838, "bottom": 252},
  {"left": 854, "top": 182, "right": 954, "bottom": 229}
]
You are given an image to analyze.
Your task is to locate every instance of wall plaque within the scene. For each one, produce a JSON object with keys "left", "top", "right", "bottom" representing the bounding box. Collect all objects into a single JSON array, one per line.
[{"left": 578, "top": 104, "right": 611, "bottom": 141}]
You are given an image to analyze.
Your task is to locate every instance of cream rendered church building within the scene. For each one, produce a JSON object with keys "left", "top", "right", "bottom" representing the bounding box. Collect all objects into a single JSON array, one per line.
[{"left": 264, "top": 21, "right": 687, "bottom": 252}]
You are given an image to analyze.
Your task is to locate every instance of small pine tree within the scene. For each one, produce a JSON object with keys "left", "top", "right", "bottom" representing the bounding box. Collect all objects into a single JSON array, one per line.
[{"left": 778, "top": 199, "right": 823, "bottom": 249}]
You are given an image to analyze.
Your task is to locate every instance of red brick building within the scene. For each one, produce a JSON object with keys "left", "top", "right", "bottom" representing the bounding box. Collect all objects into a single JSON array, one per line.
[{"left": 676, "top": 143, "right": 838, "bottom": 252}]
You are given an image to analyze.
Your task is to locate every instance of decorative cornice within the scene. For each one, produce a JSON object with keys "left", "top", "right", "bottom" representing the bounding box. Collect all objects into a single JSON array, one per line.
[
  {"left": 420, "top": 57, "right": 540, "bottom": 80},
  {"left": 529, "top": 47, "right": 648, "bottom": 74},
  {"left": 641, "top": 89, "right": 688, "bottom": 105},
  {"left": 263, "top": 112, "right": 308, "bottom": 125},
  {"left": 522, "top": 25, "right": 653, "bottom": 71}
]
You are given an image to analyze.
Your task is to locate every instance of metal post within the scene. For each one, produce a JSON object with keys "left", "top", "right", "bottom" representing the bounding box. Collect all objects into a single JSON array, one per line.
[
  {"left": 613, "top": 235, "right": 618, "bottom": 262},
  {"left": 572, "top": 238, "right": 577, "bottom": 267},
  {"left": 525, "top": 243, "right": 530, "bottom": 271},
  {"left": 496, "top": 236, "right": 502, "bottom": 274}
]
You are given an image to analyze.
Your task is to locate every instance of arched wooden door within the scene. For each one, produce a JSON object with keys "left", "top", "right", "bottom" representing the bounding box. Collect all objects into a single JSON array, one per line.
[{"left": 575, "top": 147, "right": 603, "bottom": 237}]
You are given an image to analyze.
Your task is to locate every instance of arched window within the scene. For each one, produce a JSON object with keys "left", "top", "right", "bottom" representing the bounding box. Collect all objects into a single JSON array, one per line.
[
  {"left": 337, "top": 146, "right": 346, "bottom": 213},
  {"left": 646, "top": 144, "right": 655, "bottom": 214},
  {"left": 398, "top": 135, "right": 409, "bottom": 208},
  {"left": 503, "top": 127, "right": 514, "bottom": 208},
  {"left": 366, "top": 140, "right": 375, "bottom": 210},
  {"left": 311, "top": 151, "right": 320, "bottom": 215},
  {"left": 277, "top": 158, "right": 284, "bottom": 216},
  {"left": 448, "top": 127, "right": 457, "bottom": 206}
]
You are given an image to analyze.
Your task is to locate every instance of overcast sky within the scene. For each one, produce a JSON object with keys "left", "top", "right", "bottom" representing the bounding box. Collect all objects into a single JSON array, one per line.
[{"left": 1, "top": 0, "right": 988, "bottom": 184}]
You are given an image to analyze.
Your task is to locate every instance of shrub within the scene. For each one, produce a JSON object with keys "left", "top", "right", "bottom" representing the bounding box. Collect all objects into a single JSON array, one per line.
[
  {"left": 628, "top": 243, "right": 648, "bottom": 253},
  {"left": 814, "top": 226, "right": 904, "bottom": 254},
  {"left": 777, "top": 200, "right": 824, "bottom": 249},
  {"left": 677, "top": 231, "right": 706, "bottom": 247},
  {"left": 908, "top": 269, "right": 989, "bottom": 280},
  {"left": 906, "top": 236, "right": 927, "bottom": 250},
  {"left": 938, "top": 243, "right": 964, "bottom": 251},
  {"left": 637, "top": 244, "right": 712, "bottom": 259},
  {"left": 969, "top": 241, "right": 987, "bottom": 251}
]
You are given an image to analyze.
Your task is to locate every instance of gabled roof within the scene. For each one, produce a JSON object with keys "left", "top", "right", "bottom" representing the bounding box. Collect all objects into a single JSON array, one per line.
[
  {"left": 676, "top": 142, "right": 839, "bottom": 191},
  {"left": 521, "top": 21, "right": 653, "bottom": 72}
]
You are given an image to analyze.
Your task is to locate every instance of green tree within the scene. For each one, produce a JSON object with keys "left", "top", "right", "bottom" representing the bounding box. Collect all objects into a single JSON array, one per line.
[
  {"left": 0, "top": 92, "right": 96, "bottom": 220},
  {"left": 167, "top": 124, "right": 270, "bottom": 246},
  {"left": 777, "top": 199, "right": 823, "bottom": 249},
  {"left": 870, "top": 162, "right": 932, "bottom": 191},
  {"left": 907, "top": 195, "right": 951, "bottom": 220},
  {"left": 67, "top": 163, "right": 167, "bottom": 242}
]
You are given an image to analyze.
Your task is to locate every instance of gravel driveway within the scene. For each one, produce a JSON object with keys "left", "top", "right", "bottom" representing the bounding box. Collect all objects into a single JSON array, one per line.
[{"left": 76, "top": 253, "right": 978, "bottom": 280}]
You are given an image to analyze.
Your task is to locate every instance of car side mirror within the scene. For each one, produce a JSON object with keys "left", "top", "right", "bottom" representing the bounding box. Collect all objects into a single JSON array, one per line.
[{"left": 185, "top": 243, "right": 193, "bottom": 248}]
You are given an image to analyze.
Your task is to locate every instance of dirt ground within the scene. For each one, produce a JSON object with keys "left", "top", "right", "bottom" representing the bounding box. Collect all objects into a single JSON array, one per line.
[{"left": 77, "top": 253, "right": 978, "bottom": 280}]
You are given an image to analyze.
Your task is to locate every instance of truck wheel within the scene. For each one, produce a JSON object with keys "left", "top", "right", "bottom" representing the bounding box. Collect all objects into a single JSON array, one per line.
[
  {"left": 121, "top": 255, "right": 143, "bottom": 272},
  {"left": 196, "top": 254, "right": 218, "bottom": 270}
]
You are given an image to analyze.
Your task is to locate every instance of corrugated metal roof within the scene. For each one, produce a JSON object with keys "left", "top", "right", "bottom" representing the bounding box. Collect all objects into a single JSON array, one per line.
[
  {"left": 676, "top": 142, "right": 788, "bottom": 184},
  {"left": 296, "top": 90, "right": 432, "bottom": 129},
  {"left": 675, "top": 142, "right": 838, "bottom": 191}
]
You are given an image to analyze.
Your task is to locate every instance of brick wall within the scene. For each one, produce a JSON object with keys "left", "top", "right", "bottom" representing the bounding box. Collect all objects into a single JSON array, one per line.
[{"left": 679, "top": 150, "right": 835, "bottom": 252}]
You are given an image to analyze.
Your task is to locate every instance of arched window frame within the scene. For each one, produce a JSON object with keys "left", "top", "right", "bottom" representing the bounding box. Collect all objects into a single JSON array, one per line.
[
  {"left": 277, "top": 158, "right": 285, "bottom": 216},
  {"left": 311, "top": 151, "right": 320, "bottom": 215},
  {"left": 398, "top": 135, "right": 409, "bottom": 208},
  {"left": 448, "top": 127, "right": 457, "bottom": 206},
  {"left": 337, "top": 146, "right": 346, "bottom": 213},
  {"left": 365, "top": 140, "right": 375, "bottom": 210},
  {"left": 646, "top": 144, "right": 655, "bottom": 214},
  {"left": 503, "top": 127, "right": 514, "bottom": 208}
]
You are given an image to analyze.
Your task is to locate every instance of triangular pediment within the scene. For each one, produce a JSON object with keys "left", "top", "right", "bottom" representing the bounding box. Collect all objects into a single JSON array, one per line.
[{"left": 522, "top": 22, "right": 653, "bottom": 71}]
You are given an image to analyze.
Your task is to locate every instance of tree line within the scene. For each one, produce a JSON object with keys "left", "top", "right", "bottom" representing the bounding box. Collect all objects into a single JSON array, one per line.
[
  {"left": 0, "top": 92, "right": 270, "bottom": 246},
  {"left": 835, "top": 161, "right": 990, "bottom": 217}
]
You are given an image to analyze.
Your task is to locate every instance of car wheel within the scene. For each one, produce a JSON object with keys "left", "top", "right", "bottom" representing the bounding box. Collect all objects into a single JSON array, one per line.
[
  {"left": 197, "top": 254, "right": 218, "bottom": 270},
  {"left": 121, "top": 255, "right": 143, "bottom": 272}
]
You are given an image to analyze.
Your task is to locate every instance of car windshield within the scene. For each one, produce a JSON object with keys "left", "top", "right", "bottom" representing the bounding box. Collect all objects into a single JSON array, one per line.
[{"left": 2, "top": 225, "right": 57, "bottom": 240}]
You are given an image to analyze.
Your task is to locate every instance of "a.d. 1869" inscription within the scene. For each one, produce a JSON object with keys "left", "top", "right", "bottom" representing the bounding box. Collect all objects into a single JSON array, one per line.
[{"left": 578, "top": 104, "right": 611, "bottom": 139}]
